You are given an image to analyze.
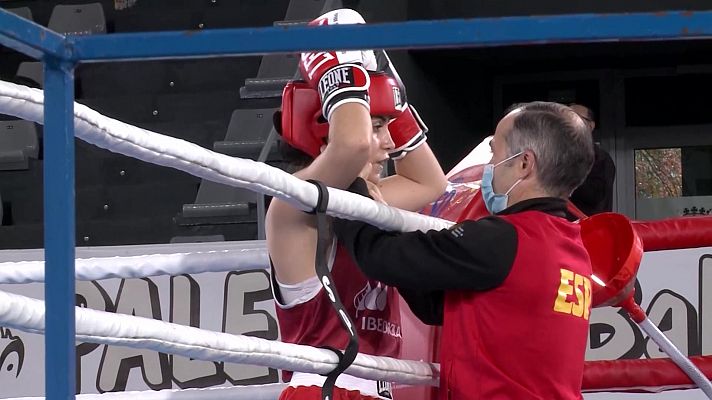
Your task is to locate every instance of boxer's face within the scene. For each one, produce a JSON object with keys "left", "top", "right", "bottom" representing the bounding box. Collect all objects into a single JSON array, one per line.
[{"left": 362, "top": 116, "right": 393, "bottom": 183}]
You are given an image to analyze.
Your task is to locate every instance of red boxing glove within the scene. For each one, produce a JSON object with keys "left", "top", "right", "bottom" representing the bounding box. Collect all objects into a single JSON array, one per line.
[
  {"left": 299, "top": 9, "right": 377, "bottom": 122},
  {"left": 388, "top": 105, "right": 428, "bottom": 160}
]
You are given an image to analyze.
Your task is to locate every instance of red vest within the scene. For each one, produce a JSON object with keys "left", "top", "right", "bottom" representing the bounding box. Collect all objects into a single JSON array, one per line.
[
  {"left": 276, "top": 243, "right": 402, "bottom": 380},
  {"left": 439, "top": 211, "right": 592, "bottom": 400}
]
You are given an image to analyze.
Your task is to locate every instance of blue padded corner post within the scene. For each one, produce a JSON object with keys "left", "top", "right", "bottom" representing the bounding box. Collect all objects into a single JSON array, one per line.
[
  {"left": 43, "top": 57, "right": 76, "bottom": 400},
  {"left": 0, "top": 8, "right": 79, "bottom": 399}
]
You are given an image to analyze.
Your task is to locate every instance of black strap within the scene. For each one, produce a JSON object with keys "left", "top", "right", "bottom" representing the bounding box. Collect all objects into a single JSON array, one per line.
[{"left": 306, "top": 179, "right": 359, "bottom": 400}]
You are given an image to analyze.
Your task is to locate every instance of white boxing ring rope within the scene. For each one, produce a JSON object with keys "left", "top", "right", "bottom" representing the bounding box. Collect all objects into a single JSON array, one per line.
[
  {"left": 0, "top": 288, "right": 439, "bottom": 386},
  {"left": 10, "top": 384, "right": 288, "bottom": 400},
  {"left": 0, "top": 239, "right": 439, "bottom": 399},
  {"left": 0, "top": 242, "right": 270, "bottom": 284},
  {"left": 0, "top": 80, "right": 451, "bottom": 234}
]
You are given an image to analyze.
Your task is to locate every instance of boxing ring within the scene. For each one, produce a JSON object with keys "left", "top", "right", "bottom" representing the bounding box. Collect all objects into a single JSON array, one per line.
[{"left": 3, "top": 7, "right": 712, "bottom": 400}]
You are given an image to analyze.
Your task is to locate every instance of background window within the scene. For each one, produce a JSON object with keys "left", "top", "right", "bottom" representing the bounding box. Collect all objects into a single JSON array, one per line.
[{"left": 635, "top": 145, "right": 712, "bottom": 218}]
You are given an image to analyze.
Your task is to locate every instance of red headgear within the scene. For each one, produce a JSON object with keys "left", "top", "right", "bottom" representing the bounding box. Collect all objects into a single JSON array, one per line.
[{"left": 277, "top": 72, "right": 406, "bottom": 158}]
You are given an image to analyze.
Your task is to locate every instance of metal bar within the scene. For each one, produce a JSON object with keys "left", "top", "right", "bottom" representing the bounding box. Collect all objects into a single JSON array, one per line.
[
  {"left": 43, "top": 57, "right": 76, "bottom": 400},
  {"left": 0, "top": 8, "right": 70, "bottom": 60},
  {"left": 638, "top": 318, "right": 712, "bottom": 397},
  {"left": 71, "top": 10, "right": 712, "bottom": 62}
]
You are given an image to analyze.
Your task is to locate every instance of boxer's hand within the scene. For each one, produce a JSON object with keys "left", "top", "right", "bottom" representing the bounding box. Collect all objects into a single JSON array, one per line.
[
  {"left": 298, "top": 9, "right": 377, "bottom": 121},
  {"left": 388, "top": 105, "right": 428, "bottom": 160}
]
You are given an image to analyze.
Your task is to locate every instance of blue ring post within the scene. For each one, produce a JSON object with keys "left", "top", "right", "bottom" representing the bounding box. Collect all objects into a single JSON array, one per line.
[{"left": 43, "top": 56, "right": 76, "bottom": 400}]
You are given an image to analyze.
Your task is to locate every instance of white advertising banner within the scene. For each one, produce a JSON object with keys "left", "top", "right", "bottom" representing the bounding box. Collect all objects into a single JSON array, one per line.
[{"left": 0, "top": 269, "right": 280, "bottom": 397}]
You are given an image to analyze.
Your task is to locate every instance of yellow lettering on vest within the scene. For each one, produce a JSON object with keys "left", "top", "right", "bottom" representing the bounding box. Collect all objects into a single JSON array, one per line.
[
  {"left": 554, "top": 268, "right": 592, "bottom": 320},
  {"left": 572, "top": 274, "right": 585, "bottom": 317},
  {"left": 554, "top": 269, "right": 574, "bottom": 314},
  {"left": 583, "top": 275, "right": 592, "bottom": 320}
]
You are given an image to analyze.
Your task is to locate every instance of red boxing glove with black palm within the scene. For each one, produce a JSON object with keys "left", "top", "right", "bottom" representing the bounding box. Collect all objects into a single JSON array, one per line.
[
  {"left": 373, "top": 49, "right": 429, "bottom": 160},
  {"left": 388, "top": 104, "right": 428, "bottom": 160},
  {"left": 299, "top": 9, "right": 378, "bottom": 122}
]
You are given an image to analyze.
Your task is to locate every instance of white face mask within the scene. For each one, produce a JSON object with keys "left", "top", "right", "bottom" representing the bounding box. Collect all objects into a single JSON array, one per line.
[{"left": 481, "top": 151, "right": 524, "bottom": 214}]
